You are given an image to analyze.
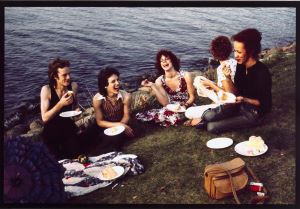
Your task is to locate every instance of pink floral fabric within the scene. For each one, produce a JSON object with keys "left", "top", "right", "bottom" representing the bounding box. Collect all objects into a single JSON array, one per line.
[{"left": 136, "top": 71, "right": 189, "bottom": 127}]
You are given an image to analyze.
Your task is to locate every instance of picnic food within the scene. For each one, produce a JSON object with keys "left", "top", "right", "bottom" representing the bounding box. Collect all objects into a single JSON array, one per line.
[
  {"left": 248, "top": 136, "right": 265, "bottom": 152},
  {"left": 174, "top": 103, "right": 181, "bottom": 111},
  {"left": 67, "top": 90, "right": 73, "bottom": 97},
  {"left": 102, "top": 166, "right": 117, "bottom": 179},
  {"left": 220, "top": 92, "right": 228, "bottom": 101},
  {"left": 110, "top": 127, "right": 118, "bottom": 134}
]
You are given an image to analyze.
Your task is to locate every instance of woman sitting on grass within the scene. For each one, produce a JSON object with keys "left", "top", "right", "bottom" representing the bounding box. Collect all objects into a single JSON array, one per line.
[
  {"left": 136, "top": 49, "right": 195, "bottom": 127},
  {"left": 185, "top": 35, "right": 237, "bottom": 127},
  {"left": 86, "top": 67, "right": 134, "bottom": 154}
]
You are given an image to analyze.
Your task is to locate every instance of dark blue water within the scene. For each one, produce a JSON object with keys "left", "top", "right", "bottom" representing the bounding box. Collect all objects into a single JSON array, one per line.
[{"left": 4, "top": 7, "right": 296, "bottom": 125}]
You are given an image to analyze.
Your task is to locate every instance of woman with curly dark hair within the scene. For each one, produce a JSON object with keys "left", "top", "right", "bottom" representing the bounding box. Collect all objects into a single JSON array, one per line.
[{"left": 136, "top": 49, "right": 195, "bottom": 127}]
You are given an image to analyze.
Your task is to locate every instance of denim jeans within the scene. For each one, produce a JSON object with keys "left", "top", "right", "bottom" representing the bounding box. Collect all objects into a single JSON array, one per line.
[{"left": 202, "top": 103, "right": 264, "bottom": 134}]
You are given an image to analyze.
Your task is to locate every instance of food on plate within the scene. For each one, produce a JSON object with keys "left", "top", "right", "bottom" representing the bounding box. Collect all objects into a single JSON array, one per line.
[
  {"left": 220, "top": 92, "right": 228, "bottom": 101},
  {"left": 102, "top": 166, "right": 117, "bottom": 179},
  {"left": 248, "top": 136, "right": 265, "bottom": 153},
  {"left": 110, "top": 127, "right": 119, "bottom": 134},
  {"left": 174, "top": 103, "right": 181, "bottom": 111}
]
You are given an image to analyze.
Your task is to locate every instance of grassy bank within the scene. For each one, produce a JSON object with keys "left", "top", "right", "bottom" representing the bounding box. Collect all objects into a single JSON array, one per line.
[{"left": 69, "top": 52, "right": 296, "bottom": 204}]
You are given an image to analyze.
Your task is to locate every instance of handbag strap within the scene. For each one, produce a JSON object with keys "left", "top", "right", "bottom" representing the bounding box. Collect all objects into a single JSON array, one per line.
[{"left": 206, "top": 166, "right": 241, "bottom": 204}]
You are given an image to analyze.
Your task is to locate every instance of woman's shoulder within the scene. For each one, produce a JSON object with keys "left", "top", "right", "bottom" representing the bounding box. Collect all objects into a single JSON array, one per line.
[
  {"left": 181, "top": 70, "right": 192, "bottom": 80},
  {"left": 119, "top": 90, "right": 131, "bottom": 101},
  {"left": 93, "top": 93, "right": 105, "bottom": 103},
  {"left": 155, "top": 75, "right": 164, "bottom": 85},
  {"left": 41, "top": 84, "right": 51, "bottom": 96}
]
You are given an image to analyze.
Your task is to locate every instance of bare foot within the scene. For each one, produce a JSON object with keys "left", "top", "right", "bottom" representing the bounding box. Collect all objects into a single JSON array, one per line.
[{"left": 184, "top": 118, "right": 202, "bottom": 126}]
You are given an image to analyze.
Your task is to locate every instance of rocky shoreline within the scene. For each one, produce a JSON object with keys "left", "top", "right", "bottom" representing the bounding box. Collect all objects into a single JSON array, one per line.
[{"left": 4, "top": 41, "right": 296, "bottom": 141}]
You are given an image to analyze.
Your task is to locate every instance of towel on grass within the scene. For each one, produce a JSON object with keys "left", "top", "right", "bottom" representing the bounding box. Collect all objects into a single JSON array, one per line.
[{"left": 58, "top": 152, "right": 144, "bottom": 198}]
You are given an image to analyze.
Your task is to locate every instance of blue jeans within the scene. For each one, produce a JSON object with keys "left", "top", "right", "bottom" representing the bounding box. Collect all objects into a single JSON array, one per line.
[{"left": 202, "top": 103, "right": 264, "bottom": 134}]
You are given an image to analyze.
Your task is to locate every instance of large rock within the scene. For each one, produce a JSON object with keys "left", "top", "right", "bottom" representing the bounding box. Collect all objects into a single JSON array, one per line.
[
  {"left": 27, "top": 128, "right": 43, "bottom": 136},
  {"left": 5, "top": 124, "right": 29, "bottom": 138},
  {"left": 20, "top": 132, "right": 43, "bottom": 142},
  {"left": 130, "top": 90, "right": 158, "bottom": 112},
  {"left": 75, "top": 114, "right": 96, "bottom": 130},
  {"left": 29, "top": 120, "right": 43, "bottom": 130}
]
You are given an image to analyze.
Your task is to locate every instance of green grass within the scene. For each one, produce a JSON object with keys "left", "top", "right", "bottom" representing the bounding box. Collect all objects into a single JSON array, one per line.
[{"left": 69, "top": 54, "right": 296, "bottom": 204}]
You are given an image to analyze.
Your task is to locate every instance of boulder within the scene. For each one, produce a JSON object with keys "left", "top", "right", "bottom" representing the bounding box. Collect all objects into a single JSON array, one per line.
[
  {"left": 75, "top": 114, "right": 96, "bottom": 130},
  {"left": 130, "top": 90, "right": 157, "bottom": 112},
  {"left": 282, "top": 42, "right": 296, "bottom": 53},
  {"left": 29, "top": 120, "right": 43, "bottom": 130},
  {"left": 20, "top": 132, "right": 43, "bottom": 142},
  {"left": 27, "top": 128, "right": 43, "bottom": 136},
  {"left": 5, "top": 124, "right": 29, "bottom": 138}
]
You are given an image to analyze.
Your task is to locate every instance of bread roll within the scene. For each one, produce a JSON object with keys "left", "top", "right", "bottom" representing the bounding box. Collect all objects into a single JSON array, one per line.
[
  {"left": 102, "top": 166, "right": 117, "bottom": 179},
  {"left": 248, "top": 136, "right": 265, "bottom": 152},
  {"left": 221, "top": 93, "right": 228, "bottom": 101},
  {"left": 67, "top": 90, "right": 74, "bottom": 97},
  {"left": 175, "top": 103, "right": 181, "bottom": 111}
]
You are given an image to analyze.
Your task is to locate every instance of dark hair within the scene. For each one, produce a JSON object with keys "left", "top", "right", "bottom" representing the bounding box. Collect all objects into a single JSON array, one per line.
[
  {"left": 155, "top": 49, "right": 180, "bottom": 76},
  {"left": 97, "top": 66, "right": 120, "bottom": 97},
  {"left": 231, "top": 28, "right": 262, "bottom": 59},
  {"left": 48, "top": 58, "right": 70, "bottom": 87},
  {"left": 210, "top": 36, "right": 232, "bottom": 61}
]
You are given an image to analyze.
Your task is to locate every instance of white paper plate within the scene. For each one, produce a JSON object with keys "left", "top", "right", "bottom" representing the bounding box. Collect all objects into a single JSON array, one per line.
[
  {"left": 104, "top": 125, "right": 125, "bottom": 136},
  {"left": 217, "top": 92, "right": 236, "bottom": 104},
  {"left": 59, "top": 110, "right": 82, "bottom": 117},
  {"left": 206, "top": 137, "right": 233, "bottom": 149},
  {"left": 166, "top": 104, "right": 186, "bottom": 113},
  {"left": 234, "top": 141, "right": 268, "bottom": 156}
]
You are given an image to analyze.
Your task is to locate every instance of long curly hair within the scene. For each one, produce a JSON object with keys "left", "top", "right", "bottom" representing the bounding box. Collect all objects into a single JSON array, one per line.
[{"left": 155, "top": 49, "right": 180, "bottom": 76}]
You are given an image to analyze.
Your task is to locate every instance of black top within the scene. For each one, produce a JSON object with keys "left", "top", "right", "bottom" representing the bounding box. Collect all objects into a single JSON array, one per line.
[
  {"left": 234, "top": 61, "right": 272, "bottom": 116},
  {"left": 49, "top": 84, "right": 73, "bottom": 114},
  {"left": 43, "top": 83, "right": 77, "bottom": 138}
]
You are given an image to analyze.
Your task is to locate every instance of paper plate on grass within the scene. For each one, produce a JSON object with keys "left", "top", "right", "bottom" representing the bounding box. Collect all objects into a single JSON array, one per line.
[
  {"left": 206, "top": 137, "right": 233, "bottom": 149},
  {"left": 166, "top": 104, "right": 186, "bottom": 113},
  {"left": 234, "top": 141, "right": 268, "bottom": 157},
  {"left": 59, "top": 110, "right": 82, "bottom": 117},
  {"left": 104, "top": 126, "right": 125, "bottom": 136}
]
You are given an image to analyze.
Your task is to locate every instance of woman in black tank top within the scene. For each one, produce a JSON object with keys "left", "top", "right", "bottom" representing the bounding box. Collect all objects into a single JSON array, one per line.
[{"left": 42, "top": 83, "right": 79, "bottom": 159}]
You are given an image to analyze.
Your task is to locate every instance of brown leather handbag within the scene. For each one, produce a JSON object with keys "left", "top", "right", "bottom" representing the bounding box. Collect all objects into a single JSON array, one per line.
[{"left": 204, "top": 158, "right": 248, "bottom": 204}]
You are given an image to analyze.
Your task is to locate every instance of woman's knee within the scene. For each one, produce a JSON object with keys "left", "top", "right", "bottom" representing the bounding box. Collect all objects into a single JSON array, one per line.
[
  {"left": 202, "top": 108, "right": 220, "bottom": 122},
  {"left": 207, "top": 123, "right": 220, "bottom": 134}
]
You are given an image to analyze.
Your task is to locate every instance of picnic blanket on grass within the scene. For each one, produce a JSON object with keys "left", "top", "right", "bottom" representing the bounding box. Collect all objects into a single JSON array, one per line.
[{"left": 58, "top": 152, "right": 144, "bottom": 198}]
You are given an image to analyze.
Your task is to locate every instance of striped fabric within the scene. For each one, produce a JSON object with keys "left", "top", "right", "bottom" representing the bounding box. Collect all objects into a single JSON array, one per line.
[{"left": 101, "top": 97, "right": 124, "bottom": 122}]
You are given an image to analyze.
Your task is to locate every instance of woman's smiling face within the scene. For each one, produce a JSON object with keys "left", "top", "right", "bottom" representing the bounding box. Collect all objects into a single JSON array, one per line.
[
  {"left": 160, "top": 55, "right": 173, "bottom": 72},
  {"left": 106, "top": 74, "right": 120, "bottom": 95}
]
